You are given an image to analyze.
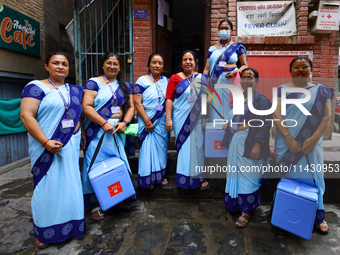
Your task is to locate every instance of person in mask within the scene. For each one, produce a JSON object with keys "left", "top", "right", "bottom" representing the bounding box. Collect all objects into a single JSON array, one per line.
[{"left": 203, "top": 19, "right": 247, "bottom": 123}]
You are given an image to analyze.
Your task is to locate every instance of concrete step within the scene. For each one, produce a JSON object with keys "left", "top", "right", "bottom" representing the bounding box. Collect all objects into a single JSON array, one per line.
[
  {"left": 133, "top": 174, "right": 225, "bottom": 200},
  {"left": 131, "top": 171, "right": 340, "bottom": 204}
]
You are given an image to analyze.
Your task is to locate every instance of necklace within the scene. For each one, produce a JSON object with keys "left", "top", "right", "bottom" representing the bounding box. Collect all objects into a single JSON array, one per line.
[
  {"left": 220, "top": 39, "right": 232, "bottom": 49},
  {"left": 149, "top": 73, "right": 161, "bottom": 83},
  {"left": 103, "top": 75, "right": 119, "bottom": 106}
]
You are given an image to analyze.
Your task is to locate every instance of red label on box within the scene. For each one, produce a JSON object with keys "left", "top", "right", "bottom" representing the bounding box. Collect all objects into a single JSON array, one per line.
[
  {"left": 214, "top": 141, "right": 223, "bottom": 150},
  {"left": 108, "top": 182, "right": 123, "bottom": 197}
]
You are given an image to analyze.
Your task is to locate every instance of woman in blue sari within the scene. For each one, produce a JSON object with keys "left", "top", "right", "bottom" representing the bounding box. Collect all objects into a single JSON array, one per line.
[
  {"left": 221, "top": 68, "right": 272, "bottom": 228},
  {"left": 166, "top": 50, "right": 209, "bottom": 189},
  {"left": 134, "top": 53, "right": 168, "bottom": 189},
  {"left": 274, "top": 56, "right": 333, "bottom": 235},
  {"left": 81, "top": 52, "right": 134, "bottom": 220},
  {"left": 20, "top": 52, "right": 85, "bottom": 248},
  {"left": 203, "top": 19, "right": 247, "bottom": 123}
]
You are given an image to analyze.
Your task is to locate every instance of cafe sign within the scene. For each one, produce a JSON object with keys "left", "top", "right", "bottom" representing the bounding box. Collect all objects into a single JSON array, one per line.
[{"left": 0, "top": 3, "right": 41, "bottom": 57}]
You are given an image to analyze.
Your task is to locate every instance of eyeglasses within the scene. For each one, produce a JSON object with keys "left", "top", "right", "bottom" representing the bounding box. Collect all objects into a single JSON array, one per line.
[{"left": 105, "top": 61, "right": 119, "bottom": 67}]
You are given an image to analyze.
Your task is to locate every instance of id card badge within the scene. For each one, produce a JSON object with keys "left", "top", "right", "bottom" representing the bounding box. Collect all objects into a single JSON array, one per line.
[
  {"left": 219, "top": 61, "right": 227, "bottom": 67},
  {"left": 62, "top": 119, "right": 74, "bottom": 128},
  {"left": 187, "top": 96, "right": 196, "bottom": 103},
  {"left": 156, "top": 105, "right": 164, "bottom": 111},
  {"left": 111, "top": 106, "right": 121, "bottom": 114}
]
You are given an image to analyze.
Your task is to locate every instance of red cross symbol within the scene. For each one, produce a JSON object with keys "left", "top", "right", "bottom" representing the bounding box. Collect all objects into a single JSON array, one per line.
[{"left": 327, "top": 14, "right": 332, "bottom": 19}]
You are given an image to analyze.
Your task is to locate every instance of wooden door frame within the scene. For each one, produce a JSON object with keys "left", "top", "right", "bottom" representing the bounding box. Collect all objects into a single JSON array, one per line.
[
  {"left": 204, "top": 3, "right": 211, "bottom": 63},
  {"left": 151, "top": 0, "right": 157, "bottom": 53}
]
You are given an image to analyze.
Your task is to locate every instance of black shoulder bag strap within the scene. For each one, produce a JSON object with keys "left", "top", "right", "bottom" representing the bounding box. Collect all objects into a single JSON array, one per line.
[{"left": 87, "top": 132, "right": 122, "bottom": 174}]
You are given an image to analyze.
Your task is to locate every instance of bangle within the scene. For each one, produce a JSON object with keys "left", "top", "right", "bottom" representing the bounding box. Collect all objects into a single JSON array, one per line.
[
  {"left": 101, "top": 121, "right": 108, "bottom": 127},
  {"left": 283, "top": 132, "right": 290, "bottom": 138},
  {"left": 42, "top": 139, "right": 49, "bottom": 147},
  {"left": 145, "top": 120, "right": 151, "bottom": 126},
  {"left": 166, "top": 118, "right": 172, "bottom": 121}
]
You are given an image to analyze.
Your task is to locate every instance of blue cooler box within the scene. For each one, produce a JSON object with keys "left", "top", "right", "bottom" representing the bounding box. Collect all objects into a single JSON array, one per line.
[
  {"left": 88, "top": 157, "right": 135, "bottom": 211},
  {"left": 205, "top": 122, "right": 228, "bottom": 158},
  {"left": 271, "top": 178, "right": 318, "bottom": 240}
]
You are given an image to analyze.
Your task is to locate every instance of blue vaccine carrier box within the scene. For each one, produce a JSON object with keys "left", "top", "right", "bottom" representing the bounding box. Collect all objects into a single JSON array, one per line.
[
  {"left": 271, "top": 178, "right": 318, "bottom": 240},
  {"left": 88, "top": 157, "right": 135, "bottom": 211},
  {"left": 205, "top": 122, "right": 228, "bottom": 158}
]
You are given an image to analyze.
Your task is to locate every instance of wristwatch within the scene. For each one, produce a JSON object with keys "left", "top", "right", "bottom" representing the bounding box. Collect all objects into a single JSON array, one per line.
[{"left": 123, "top": 120, "right": 130, "bottom": 127}]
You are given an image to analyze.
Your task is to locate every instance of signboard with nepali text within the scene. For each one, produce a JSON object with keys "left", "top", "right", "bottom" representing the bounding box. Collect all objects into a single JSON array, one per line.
[
  {"left": 237, "top": 1, "right": 297, "bottom": 37},
  {"left": 311, "top": 1, "right": 340, "bottom": 33},
  {"left": 0, "top": 3, "right": 41, "bottom": 57}
]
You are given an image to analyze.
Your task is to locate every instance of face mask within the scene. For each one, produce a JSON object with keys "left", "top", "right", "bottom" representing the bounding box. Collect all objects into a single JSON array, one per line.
[{"left": 219, "top": 30, "right": 231, "bottom": 40}]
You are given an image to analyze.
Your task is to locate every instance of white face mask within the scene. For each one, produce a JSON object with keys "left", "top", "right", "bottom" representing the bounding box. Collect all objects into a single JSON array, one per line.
[{"left": 219, "top": 30, "right": 231, "bottom": 40}]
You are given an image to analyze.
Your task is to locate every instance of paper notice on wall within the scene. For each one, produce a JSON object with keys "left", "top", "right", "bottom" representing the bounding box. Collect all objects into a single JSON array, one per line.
[
  {"left": 158, "top": 11, "right": 164, "bottom": 27},
  {"left": 314, "top": 1, "right": 340, "bottom": 31},
  {"left": 167, "top": 16, "right": 172, "bottom": 31},
  {"left": 158, "top": 0, "right": 169, "bottom": 16},
  {"left": 237, "top": 1, "right": 297, "bottom": 36}
]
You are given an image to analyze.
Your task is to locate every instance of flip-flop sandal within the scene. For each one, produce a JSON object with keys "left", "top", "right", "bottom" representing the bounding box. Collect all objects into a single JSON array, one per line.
[
  {"left": 200, "top": 181, "right": 210, "bottom": 190},
  {"left": 91, "top": 206, "right": 104, "bottom": 221},
  {"left": 161, "top": 179, "right": 168, "bottom": 186},
  {"left": 315, "top": 220, "right": 329, "bottom": 235},
  {"left": 235, "top": 213, "right": 250, "bottom": 228},
  {"left": 35, "top": 238, "right": 48, "bottom": 249}
]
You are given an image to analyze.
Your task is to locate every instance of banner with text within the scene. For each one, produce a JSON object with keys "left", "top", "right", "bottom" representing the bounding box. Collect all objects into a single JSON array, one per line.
[
  {"left": 237, "top": 1, "right": 297, "bottom": 37},
  {"left": 0, "top": 3, "right": 41, "bottom": 57}
]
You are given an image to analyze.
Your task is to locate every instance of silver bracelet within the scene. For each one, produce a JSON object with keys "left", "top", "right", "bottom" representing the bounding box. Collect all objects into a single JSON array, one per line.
[{"left": 166, "top": 118, "right": 172, "bottom": 121}]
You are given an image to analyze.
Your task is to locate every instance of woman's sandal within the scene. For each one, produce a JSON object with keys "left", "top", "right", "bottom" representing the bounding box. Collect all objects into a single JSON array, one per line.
[
  {"left": 161, "top": 179, "right": 168, "bottom": 186},
  {"left": 35, "top": 238, "right": 48, "bottom": 249},
  {"left": 200, "top": 181, "right": 210, "bottom": 190},
  {"left": 235, "top": 213, "right": 251, "bottom": 228},
  {"left": 315, "top": 220, "right": 329, "bottom": 235},
  {"left": 91, "top": 206, "right": 104, "bottom": 221}
]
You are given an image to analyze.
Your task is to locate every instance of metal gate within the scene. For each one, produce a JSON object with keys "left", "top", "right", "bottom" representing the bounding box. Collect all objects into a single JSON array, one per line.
[{"left": 73, "top": 0, "right": 133, "bottom": 86}]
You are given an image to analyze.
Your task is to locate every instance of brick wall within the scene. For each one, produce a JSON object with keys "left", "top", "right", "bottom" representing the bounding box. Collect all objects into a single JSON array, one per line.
[
  {"left": 133, "top": 0, "right": 153, "bottom": 83},
  {"left": 209, "top": 0, "right": 340, "bottom": 139}
]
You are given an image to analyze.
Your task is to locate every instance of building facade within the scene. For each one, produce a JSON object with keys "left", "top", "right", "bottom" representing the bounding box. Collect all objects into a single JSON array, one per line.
[
  {"left": 131, "top": 0, "right": 340, "bottom": 139},
  {"left": 0, "top": 0, "right": 74, "bottom": 166}
]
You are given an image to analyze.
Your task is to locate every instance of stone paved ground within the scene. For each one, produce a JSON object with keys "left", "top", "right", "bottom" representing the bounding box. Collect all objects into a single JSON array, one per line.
[{"left": 1, "top": 163, "right": 340, "bottom": 255}]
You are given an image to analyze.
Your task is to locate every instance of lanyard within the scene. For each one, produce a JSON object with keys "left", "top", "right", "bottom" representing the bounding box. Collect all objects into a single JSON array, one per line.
[
  {"left": 185, "top": 72, "right": 195, "bottom": 93},
  {"left": 219, "top": 42, "right": 227, "bottom": 49},
  {"left": 150, "top": 73, "right": 165, "bottom": 103},
  {"left": 219, "top": 41, "right": 232, "bottom": 61},
  {"left": 103, "top": 75, "right": 118, "bottom": 106},
  {"left": 219, "top": 39, "right": 232, "bottom": 49},
  {"left": 48, "top": 77, "right": 70, "bottom": 111}
]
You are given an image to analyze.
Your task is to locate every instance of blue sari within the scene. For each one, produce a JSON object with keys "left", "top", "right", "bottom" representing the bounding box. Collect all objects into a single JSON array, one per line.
[
  {"left": 274, "top": 84, "right": 334, "bottom": 225},
  {"left": 172, "top": 74, "right": 208, "bottom": 189},
  {"left": 223, "top": 94, "right": 270, "bottom": 213},
  {"left": 21, "top": 81, "right": 85, "bottom": 243},
  {"left": 82, "top": 77, "right": 133, "bottom": 207},
  {"left": 207, "top": 43, "right": 246, "bottom": 122},
  {"left": 134, "top": 76, "right": 168, "bottom": 187}
]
